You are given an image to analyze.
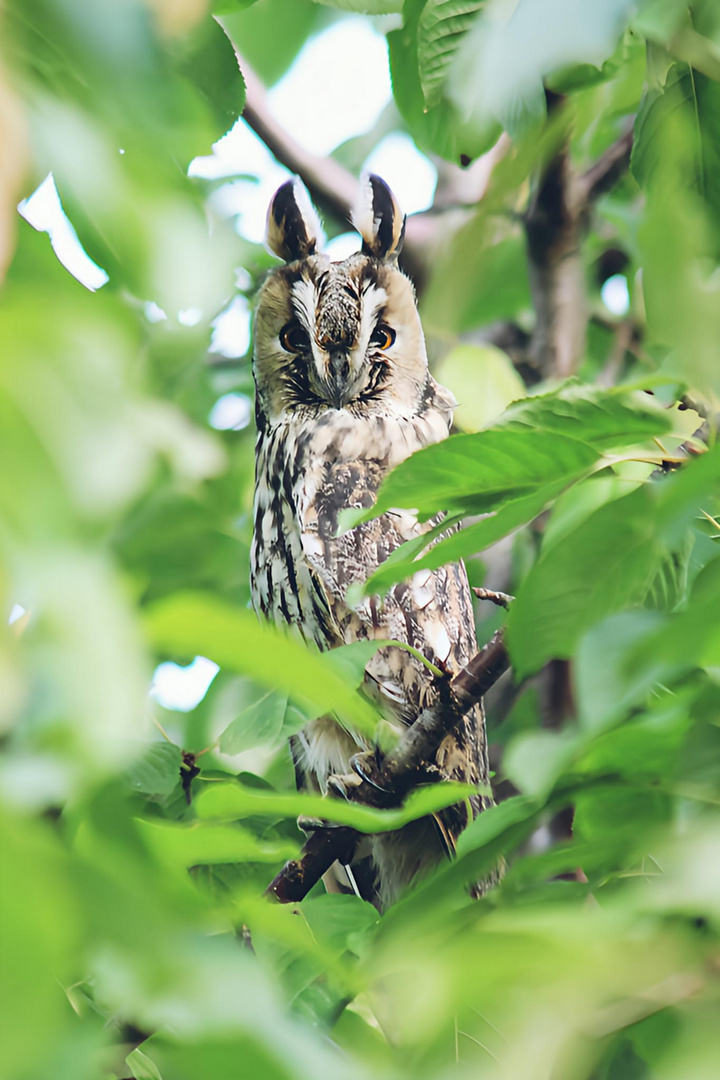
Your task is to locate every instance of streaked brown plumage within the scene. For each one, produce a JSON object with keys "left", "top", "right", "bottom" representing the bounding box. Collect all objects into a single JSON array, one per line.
[{"left": 250, "top": 175, "right": 492, "bottom": 907}]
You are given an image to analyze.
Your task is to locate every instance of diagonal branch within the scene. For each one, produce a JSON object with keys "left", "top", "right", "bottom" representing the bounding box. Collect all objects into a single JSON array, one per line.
[
  {"left": 239, "top": 53, "right": 357, "bottom": 224},
  {"left": 266, "top": 629, "right": 510, "bottom": 904},
  {"left": 235, "top": 51, "right": 502, "bottom": 289},
  {"left": 577, "top": 127, "right": 634, "bottom": 206}
]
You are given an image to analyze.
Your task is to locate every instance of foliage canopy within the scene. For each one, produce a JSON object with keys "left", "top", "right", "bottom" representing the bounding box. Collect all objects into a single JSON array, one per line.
[{"left": 2, "top": 1, "right": 720, "bottom": 1078}]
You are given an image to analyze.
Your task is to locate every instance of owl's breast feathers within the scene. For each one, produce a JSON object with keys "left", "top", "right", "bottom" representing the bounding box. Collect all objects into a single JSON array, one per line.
[{"left": 251, "top": 376, "right": 482, "bottom": 747}]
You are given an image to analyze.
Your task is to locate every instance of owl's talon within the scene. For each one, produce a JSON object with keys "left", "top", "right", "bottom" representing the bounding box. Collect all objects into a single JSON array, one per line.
[
  {"left": 297, "top": 814, "right": 348, "bottom": 833},
  {"left": 297, "top": 815, "right": 326, "bottom": 833},
  {"left": 350, "top": 751, "right": 387, "bottom": 792},
  {"left": 327, "top": 768, "right": 364, "bottom": 801}
]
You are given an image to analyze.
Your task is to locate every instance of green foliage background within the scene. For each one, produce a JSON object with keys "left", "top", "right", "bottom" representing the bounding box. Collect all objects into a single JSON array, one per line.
[{"left": 2, "top": 1, "right": 720, "bottom": 1078}]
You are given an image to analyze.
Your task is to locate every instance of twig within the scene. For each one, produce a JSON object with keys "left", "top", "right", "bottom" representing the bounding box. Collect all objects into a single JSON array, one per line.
[
  {"left": 471, "top": 587, "right": 514, "bottom": 609},
  {"left": 265, "top": 630, "right": 510, "bottom": 904},
  {"left": 576, "top": 127, "right": 634, "bottom": 206}
]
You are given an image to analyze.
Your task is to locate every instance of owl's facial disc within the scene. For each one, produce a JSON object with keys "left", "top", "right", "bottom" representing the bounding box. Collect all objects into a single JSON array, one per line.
[
  {"left": 278, "top": 314, "right": 379, "bottom": 409},
  {"left": 277, "top": 264, "right": 395, "bottom": 410}
]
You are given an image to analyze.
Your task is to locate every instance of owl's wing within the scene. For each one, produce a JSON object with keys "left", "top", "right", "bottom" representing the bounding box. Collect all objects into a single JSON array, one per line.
[
  {"left": 296, "top": 451, "right": 478, "bottom": 718},
  {"left": 296, "top": 451, "right": 490, "bottom": 862}
]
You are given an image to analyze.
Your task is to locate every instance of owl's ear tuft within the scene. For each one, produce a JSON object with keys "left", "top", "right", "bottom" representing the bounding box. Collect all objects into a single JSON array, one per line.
[
  {"left": 352, "top": 174, "right": 405, "bottom": 262},
  {"left": 265, "top": 178, "right": 323, "bottom": 262}
]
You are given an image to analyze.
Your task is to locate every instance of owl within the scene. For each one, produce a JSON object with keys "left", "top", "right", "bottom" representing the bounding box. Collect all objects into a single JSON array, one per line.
[{"left": 250, "top": 174, "right": 493, "bottom": 908}]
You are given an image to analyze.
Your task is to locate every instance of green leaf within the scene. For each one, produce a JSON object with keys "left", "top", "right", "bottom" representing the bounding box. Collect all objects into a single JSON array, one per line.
[
  {"left": 388, "top": 0, "right": 500, "bottom": 164},
  {"left": 127, "top": 1047, "right": 165, "bottom": 1080},
  {"left": 173, "top": 16, "right": 246, "bottom": 138},
  {"left": 301, "top": 893, "right": 378, "bottom": 952},
  {"left": 632, "top": 62, "right": 720, "bottom": 241},
  {"left": 135, "top": 818, "right": 298, "bottom": 866},
  {"left": 575, "top": 610, "right": 670, "bottom": 730},
  {"left": 508, "top": 445, "right": 720, "bottom": 678},
  {"left": 365, "top": 385, "right": 672, "bottom": 524},
  {"left": 220, "top": 0, "right": 321, "bottom": 88},
  {"left": 507, "top": 485, "right": 663, "bottom": 678},
  {"left": 195, "top": 778, "right": 481, "bottom": 833},
  {"left": 218, "top": 691, "right": 291, "bottom": 755},
  {"left": 125, "top": 742, "right": 183, "bottom": 797},
  {"left": 213, "top": 0, "right": 260, "bottom": 12},
  {"left": 503, "top": 730, "right": 582, "bottom": 799},
  {"left": 450, "top": 0, "right": 633, "bottom": 140},
  {"left": 143, "top": 592, "right": 379, "bottom": 737},
  {"left": 312, "top": 0, "right": 402, "bottom": 11},
  {"left": 436, "top": 344, "right": 526, "bottom": 432},
  {"left": 422, "top": 231, "right": 532, "bottom": 335},
  {"left": 371, "top": 431, "right": 596, "bottom": 523},
  {"left": 362, "top": 482, "right": 568, "bottom": 596},
  {"left": 359, "top": 386, "right": 674, "bottom": 596},
  {"left": 417, "top": 0, "right": 486, "bottom": 108}
]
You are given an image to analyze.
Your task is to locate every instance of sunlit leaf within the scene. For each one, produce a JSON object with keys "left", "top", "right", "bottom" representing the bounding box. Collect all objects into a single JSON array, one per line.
[{"left": 437, "top": 343, "right": 526, "bottom": 432}]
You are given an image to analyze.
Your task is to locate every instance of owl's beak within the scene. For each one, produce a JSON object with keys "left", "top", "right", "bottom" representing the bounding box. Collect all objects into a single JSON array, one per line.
[{"left": 324, "top": 349, "right": 353, "bottom": 408}]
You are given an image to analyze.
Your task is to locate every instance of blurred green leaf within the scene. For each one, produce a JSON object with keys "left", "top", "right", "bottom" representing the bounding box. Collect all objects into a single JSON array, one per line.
[
  {"left": 503, "top": 729, "right": 582, "bottom": 799},
  {"left": 633, "top": 63, "right": 720, "bottom": 242},
  {"left": 507, "top": 485, "right": 664, "bottom": 677},
  {"left": 422, "top": 231, "right": 532, "bottom": 334},
  {"left": 125, "top": 742, "right": 183, "bottom": 797},
  {"left": 437, "top": 343, "right": 526, "bottom": 432},
  {"left": 312, "top": 0, "right": 402, "bottom": 10},
  {"left": 449, "top": 0, "right": 634, "bottom": 140},
  {"left": 143, "top": 591, "right": 380, "bottom": 735},
  {"left": 173, "top": 16, "right": 246, "bottom": 136},
  {"left": 218, "top": 690, "right": 292, "bottom": 754},
  {"left": 136, "top": 817, "right": 299, "bottom": 866},
  {"left": 509, "top": 444, "right": 720, "bottom": 677},
  {"left": 196, "top": 777, "right": 480, "bottom": 832},
  {"left": 220, "top": 0, "right": 320, "bottom": 87},
  {"left": 301, "top": 893, "right": 378, "bottom": 951},
  {"left": 127, "top": 1047, "right": 165, "bottom": 1080}
]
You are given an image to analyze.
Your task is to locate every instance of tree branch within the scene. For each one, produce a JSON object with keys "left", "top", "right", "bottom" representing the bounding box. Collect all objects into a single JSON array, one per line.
[
  {"left": 266, "top": 629, "right": 510, "bottom": 904},
  {"left": 524, "top": 105, "right": 634, "bottom": 380},
  {"left": 239, "top": 53, "right": 357, "bottom": 224},
  {"left": 577, "top": 127, "right": 634, "bottom": 206},
  {"left": 235, "top": 51, "right": 502, "bottom": 290}
]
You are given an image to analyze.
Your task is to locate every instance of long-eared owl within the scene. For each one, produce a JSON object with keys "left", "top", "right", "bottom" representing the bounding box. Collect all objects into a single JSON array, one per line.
[{"left": 250, "top": 174, "right": 492, "bottom": 908}]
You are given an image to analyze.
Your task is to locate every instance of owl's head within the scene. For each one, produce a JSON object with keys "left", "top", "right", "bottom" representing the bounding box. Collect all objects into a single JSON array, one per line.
[{"left": 253, "top": 175, "right": 431, "bottom": 425}]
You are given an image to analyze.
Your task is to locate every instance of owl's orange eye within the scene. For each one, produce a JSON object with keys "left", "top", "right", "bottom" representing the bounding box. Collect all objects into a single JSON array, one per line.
[
  {"left": 370, "top": 324, "right": 395, "bottom": 350},
  {"left": 280, "top": 322, "right": 310, "bottom": 352}
]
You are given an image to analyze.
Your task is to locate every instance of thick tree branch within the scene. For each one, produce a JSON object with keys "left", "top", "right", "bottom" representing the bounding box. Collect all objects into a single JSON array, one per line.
[
  {"left": 266, "top": 629, "right": 510, "bottom": 904},
  {"left": 524, "top": 108, "right": 634, "bottom": 380}
]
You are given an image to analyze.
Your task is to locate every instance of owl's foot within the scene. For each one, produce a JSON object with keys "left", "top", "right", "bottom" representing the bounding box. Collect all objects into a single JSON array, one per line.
[
  {"left": 350, "top": 749, "right": 387, "bottom": 791},
  {"left": 297, "top": 814, "right": 349, "bottom": 834},
  {"left": 296, "top": 815, "right": 325, "bottom": 833},
  {"left": 326, "top": 768, "right": 364, "bottom": 801},
  {"left": 327, "top": 749, "right": 389, "bottom": 805}
]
